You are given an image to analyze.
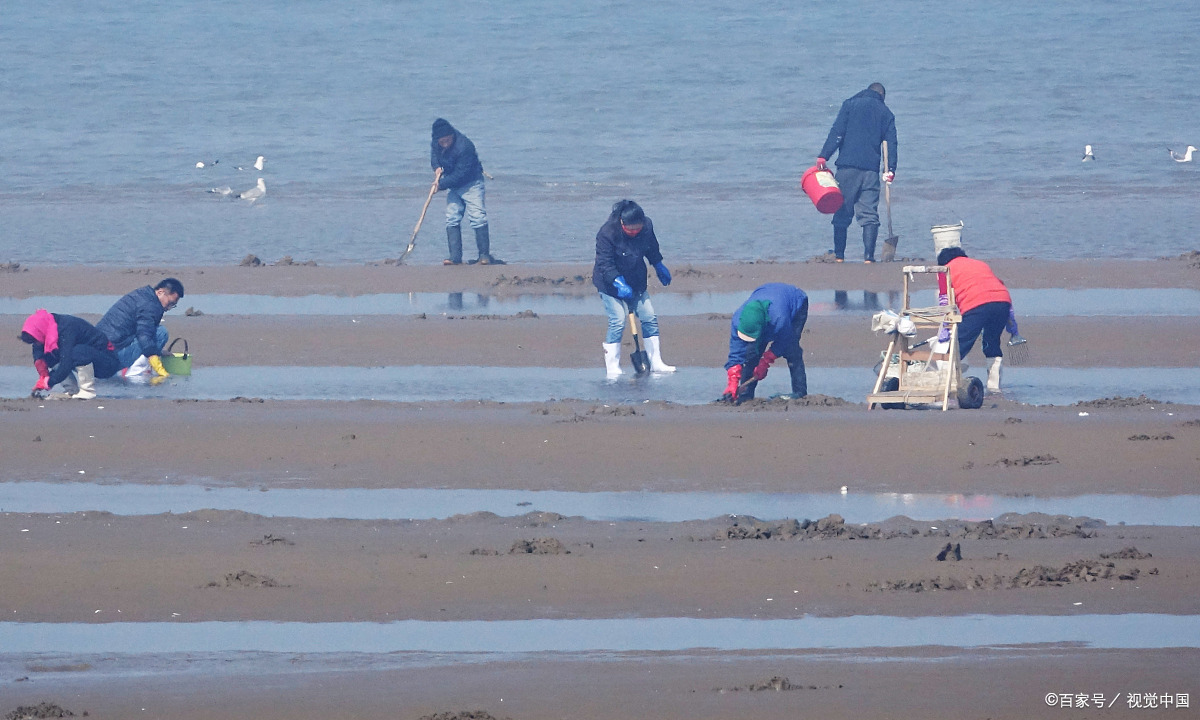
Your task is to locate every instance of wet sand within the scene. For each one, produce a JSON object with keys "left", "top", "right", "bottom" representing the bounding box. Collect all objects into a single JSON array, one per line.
[{"left": 2, "top": 258, "right": 1198, "bottom": 719}]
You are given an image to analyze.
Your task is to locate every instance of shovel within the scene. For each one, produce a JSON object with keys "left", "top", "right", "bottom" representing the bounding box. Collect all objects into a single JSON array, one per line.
[
  {"left": 398, "top": 169, "right": 442, "bottom": 263},
  {"left": 626, "top": 304, "right": 650, "bottom": 375},
  {"left": 880, "top": 140, "right": 899, "bottom": 262}
]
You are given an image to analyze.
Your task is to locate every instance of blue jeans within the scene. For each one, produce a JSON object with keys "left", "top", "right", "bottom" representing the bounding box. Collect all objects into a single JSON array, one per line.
[
  {"left": 445, "top": 178, "right": 487, "bottom": 229},
  {"left": 831, "top": 166, "right": 880, "bottom": 230},
  {"left": 115, "top": 326, "right": 168, "bottom": 369},
  {"left": 600, "top": 291, "right": 660, "bottom": 343}
]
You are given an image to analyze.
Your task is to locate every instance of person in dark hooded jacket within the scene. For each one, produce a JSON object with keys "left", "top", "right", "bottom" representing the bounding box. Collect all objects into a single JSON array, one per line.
[
  {"left": 20, "top": 310, "right": 120, "bottom": 399},
  {"left": 818, "top": 83, "right": 897, "bottom": 263},
  {"left": 592, "top": 200, "right": 675, "bottom": 377},
  {"left": 430, "top": 118, "right": 501, "bottom": 265}
]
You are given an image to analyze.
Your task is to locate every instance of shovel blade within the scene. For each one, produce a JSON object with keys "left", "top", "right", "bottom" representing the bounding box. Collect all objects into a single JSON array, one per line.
[
  {"left": 631, "top": 349, "right": 650, "bottom": 375},
  {"left": 881, "top": 236, "right": 899, "bottom": 262}
]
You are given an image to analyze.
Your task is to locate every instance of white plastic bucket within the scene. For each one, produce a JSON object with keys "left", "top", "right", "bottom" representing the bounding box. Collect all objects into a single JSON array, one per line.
[{"left": 931, "top": 221, "right": 964, "bottom": 252}]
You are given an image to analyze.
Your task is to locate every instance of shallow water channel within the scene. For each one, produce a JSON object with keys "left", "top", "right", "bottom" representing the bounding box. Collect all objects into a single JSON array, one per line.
[
  {"left": 2, "top": 287, "right": 1198, "bottom": 317},
  {"left": 2, "top": 365, "right": 1197, "bottom": 405},
  {"left": 1, "top": 614, "right": 1196, "bottom": 655},
  {"left": 3, "top": 483, "right": 1197, "bottom": 525}
]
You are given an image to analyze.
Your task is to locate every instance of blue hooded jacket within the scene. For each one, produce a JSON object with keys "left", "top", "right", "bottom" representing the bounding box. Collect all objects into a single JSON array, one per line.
[
  {"left": 96, "top": 285, "right": 166, "bottom": 358},
  {"left": 726, "top": 283, "right": 809, "bottom": 369},
  {"left": 819, "top": 88, "right": 897, "bottom": 173},
  {"left": 430, "top": 120, "right": 484, "bottom": 191}
]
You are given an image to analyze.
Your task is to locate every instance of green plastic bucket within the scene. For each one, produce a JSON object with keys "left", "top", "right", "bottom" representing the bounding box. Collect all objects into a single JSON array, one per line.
[{"left": 160, "top": 338, "right": 192, "bottom": 375}]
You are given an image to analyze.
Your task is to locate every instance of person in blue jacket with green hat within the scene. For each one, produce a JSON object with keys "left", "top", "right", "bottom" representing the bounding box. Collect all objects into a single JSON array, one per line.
[{"left": 721, "top": 283, "right": 809, "bottom": 403}]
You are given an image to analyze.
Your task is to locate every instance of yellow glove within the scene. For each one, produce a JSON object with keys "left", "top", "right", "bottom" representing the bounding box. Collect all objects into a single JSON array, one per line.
[{"left": 148, "top": 355, "right": 170, "bottom": 378}]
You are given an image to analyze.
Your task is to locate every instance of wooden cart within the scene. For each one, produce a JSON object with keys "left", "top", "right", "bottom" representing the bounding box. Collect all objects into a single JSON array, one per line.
[{"left": 866, "top": 265, "right": 984, "bottom": 411}]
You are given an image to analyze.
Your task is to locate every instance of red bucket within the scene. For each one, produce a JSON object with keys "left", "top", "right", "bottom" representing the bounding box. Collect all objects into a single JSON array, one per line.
[{"left": 801, "top": 164, "right": 844, "bottom": 214}]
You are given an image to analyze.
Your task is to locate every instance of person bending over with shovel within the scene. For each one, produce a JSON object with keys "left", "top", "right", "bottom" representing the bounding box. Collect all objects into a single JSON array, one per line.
[
  {"left": 592, "top": 199, "right": 676, "bottom": 378},
  {"left": 721, "top": 283, "right": 809, "bottom": 403},
  {"left": 430, "top": 118, "right": 501, "bottom": 265}
]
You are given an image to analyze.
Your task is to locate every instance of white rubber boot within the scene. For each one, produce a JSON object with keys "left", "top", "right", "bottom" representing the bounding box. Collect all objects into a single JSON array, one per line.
[
  {"left": 986, "top": 357, "right": 1002, "bottom": 393},
  {"left": 71, "top": 363, "right": 97, "bottom": 400},
  {"left": 602, "top": 343, "right": 623, "bottom": 378},
  {"left": 643, "top": 335, "right": 676, "bottom": 373}
]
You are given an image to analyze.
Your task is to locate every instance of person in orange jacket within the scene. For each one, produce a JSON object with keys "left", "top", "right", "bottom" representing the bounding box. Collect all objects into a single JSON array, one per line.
[{"left": 936, "top": 247, "right": 1012, "bottom": 392}]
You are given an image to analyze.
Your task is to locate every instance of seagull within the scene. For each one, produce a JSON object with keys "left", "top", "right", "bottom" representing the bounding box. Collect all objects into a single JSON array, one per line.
[
  {"left": 237, "top": 155, "right": 265, "bottom": 171},
  {"left": 1081, "top": 145, "right": 1095, "bottom": 161},
  {"left": 237, "top": 178, "right": 266, "bottom": 203},
  {"left": 1168, "top": 145, "right": 1195, "bottom": 162},
  {"left": 208, "top": 186, "right": 233, "bottom": 196}
]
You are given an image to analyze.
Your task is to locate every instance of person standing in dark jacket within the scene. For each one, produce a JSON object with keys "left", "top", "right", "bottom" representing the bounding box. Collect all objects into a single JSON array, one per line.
[
  {"left": 430, "top": 118, "right": 501, "bottom": 265},
  {"left": 592, "top": 200, "right": 675, "bottom": 377},
  {"left": 720, "top": 284, "right": 809, "bottom": 403},
  {"left": 818, "top": 83, "right": 897, "bottom": 263},
  {"left": 96, "top": 278, "right": 184, "bottom": 378},
  {"left": 20, "top": 310, "right": 120, "bottom": 399}
]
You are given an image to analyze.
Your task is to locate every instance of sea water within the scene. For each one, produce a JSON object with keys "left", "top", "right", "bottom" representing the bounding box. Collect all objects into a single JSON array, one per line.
[{"left": 1, "top": 0, "right": 1198, "bottom": 266}]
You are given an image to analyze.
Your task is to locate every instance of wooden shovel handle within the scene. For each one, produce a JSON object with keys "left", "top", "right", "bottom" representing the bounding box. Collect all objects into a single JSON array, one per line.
[{"left": 400, "top": 170, "right": 442, "bottom": 260}]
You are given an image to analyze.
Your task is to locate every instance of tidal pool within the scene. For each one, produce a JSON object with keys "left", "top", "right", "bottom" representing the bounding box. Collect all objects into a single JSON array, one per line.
[
  {"left": 2, "top": 365, "right": 1197, "bottom": 405},
  {"left": 2, "top": 482, "right": 1197, "bottom": 525}
]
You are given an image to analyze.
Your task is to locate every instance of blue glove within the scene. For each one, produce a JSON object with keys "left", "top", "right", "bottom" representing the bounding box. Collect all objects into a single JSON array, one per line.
[
  {"left": 613, "top": 276, "right": 633, "bottom": 299},
  {"left": 937, "top": 324, "right": 950, "bottom": 343},
  {"left": 653, "top": 261, "right": 671, "bottom": 286}
]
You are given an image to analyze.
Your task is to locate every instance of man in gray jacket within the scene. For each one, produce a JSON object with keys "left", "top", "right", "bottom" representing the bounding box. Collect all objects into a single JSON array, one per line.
[
  {"left": 818, "top": 83, "right": 897, "bottom": 263},
  {"left": 96, "top": 278, "right": 184, "bottom": 377}
]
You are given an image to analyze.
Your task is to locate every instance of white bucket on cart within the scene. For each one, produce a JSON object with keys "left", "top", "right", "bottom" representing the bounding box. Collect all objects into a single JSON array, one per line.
[{"left": 931, "top": 221, "right": 964, "bottom": 252}]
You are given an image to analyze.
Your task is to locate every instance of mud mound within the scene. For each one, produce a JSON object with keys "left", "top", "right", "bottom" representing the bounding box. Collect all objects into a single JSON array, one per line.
[
  {"left": 1, "top": 262, "right": 25, "bottom": 273},
  {"left": 735, "top": 394, "right": 854, "bottom": 410},
  {"left": 239, "top": 254, "right": 263, "bottom": 267},
  {"left": 509, "top": 538, "right": 569, "bottom": 555},
  {"left": 991, "top": 454, "right": 1059, "bottom": 467},
  {"left": 230, "top": 396, "right": 265, "bottom": 403},
  {"left": 673, "top": 265, "right": 718, "bottom": 279},
  {"left": 718, "top": 514, "right": 883, "bottom": 540},
  {"left": 419, "top": 712, "right": 509, "bottom": 720},
  {"left": 809, "top": 252, "right": 840, "bottom": 263},
  {"left": 446, "top": 311, "right": 538, "bottom": 320},
  {"left": 207, "top": 570, "right": 287, "bottom": 588},
  {"left": 516, "top": 511, "right": 565, "bottom": 527},
  {"left": 949, "top": 517, "right": 1100, "bottom": 539},
  {"left": 5, "top": 704, "right": 74, "bottom": 719},
  {"left": 274, "top": 256, "right": 318, "bottom": 266},
  {"left": 250, "top": 534, "right": 295, "bottom": 546},
  {"left": 1073, "top": 395, "right": 1163, "bottom": 408},
  {"left": 721, "top": 514, "right": 1103, "bottom": 542},
  {"left": 1101, "top": 546, "right": 1152, "bottom": 559},
  {"left": 870, "top": 556, "right": 1148, "bottom": 592},
  {"left": 1128, "top": 433, "right": 1174, "bottom": 441},
  {"left": 487, "top": 273, "right": 589, "bottom": 288}
]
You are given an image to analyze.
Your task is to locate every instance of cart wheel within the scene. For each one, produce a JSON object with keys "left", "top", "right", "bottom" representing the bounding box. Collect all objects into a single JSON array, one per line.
[
  {"left": 957, "top": 376, "right": 984, "bottom": 409},
  {"left": 880, "top": 377, "right": 905, "bottom": 410}
]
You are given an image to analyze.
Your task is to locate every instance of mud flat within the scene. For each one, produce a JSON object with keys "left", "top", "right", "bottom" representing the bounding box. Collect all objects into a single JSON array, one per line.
[{"left": 1, "top": 259, "right": 1198, "bottom": 719}]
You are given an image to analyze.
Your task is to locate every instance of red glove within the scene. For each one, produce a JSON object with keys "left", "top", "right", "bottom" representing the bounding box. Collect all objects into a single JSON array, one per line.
[
  {"left": 33, "top": 359, "right": 51, "bottom": 391},
  {"left": 883, "top": 171, "right": 895, "bottom": 184},
  {"left": 722, "top": 365, "right": 742, "bottom": 399},
  {"left": 752, "top": 350, "right": 777, "bottom": 382},
  {"left": 816, "top": 157, "right": 827, "bottom": 169}
]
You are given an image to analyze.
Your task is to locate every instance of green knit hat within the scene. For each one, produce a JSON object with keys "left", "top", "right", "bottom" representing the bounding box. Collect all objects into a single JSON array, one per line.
[{"left": 736, "top": 300, "right": 769, "bottom": 342}]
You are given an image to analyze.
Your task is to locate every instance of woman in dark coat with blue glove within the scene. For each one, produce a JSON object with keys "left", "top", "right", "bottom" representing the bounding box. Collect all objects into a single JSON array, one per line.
[{"left": 592, "top": 200, "right": 675, "bottom": 377}]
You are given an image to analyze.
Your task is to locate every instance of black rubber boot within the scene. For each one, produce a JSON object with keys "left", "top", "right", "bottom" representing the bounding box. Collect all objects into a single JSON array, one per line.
[
  {"left": 833, "top": 226, "right": 848, "bottom": 261},
  {"left": 471, "top": 224, "right": 503, "bottom": 265},
  {"left": 445, "top": 226, "right": 463, "bottom": 265},
  {"left": 863, "top": 224, "right": 879, "bottom": 263}
]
